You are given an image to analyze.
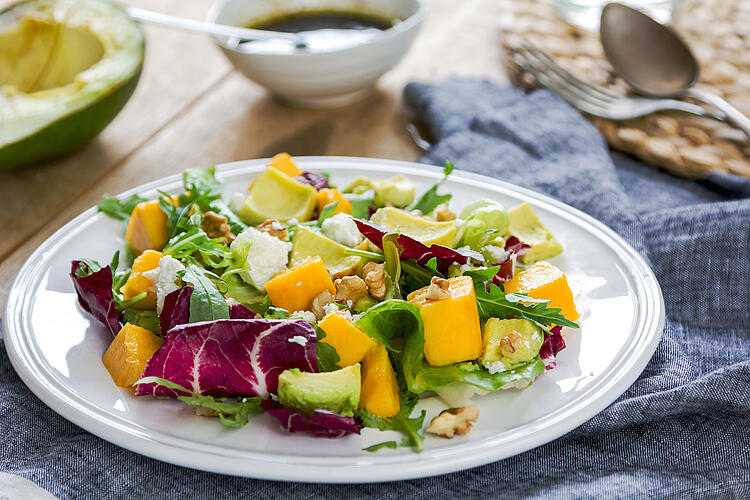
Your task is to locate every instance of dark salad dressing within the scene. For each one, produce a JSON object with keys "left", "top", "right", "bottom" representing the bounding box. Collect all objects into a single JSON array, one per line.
[{"left": 249, "top": 10, "right": 395, "bottom": 33}]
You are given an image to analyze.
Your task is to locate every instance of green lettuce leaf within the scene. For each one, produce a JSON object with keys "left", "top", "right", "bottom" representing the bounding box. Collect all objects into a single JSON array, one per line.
[
  {"left": 356, "top": 391, "right": 426, "bottom": 452},
  {"left": 97, "top": 194, "right": 148, "bottom": 222},
  {"left": 354, "top": 299, "right": 422, "bottom": 352}
]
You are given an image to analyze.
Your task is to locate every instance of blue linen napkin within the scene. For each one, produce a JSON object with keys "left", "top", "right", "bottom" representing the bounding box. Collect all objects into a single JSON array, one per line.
[{"left": 1, "top": 80, "right": 749, "bottom": 499}]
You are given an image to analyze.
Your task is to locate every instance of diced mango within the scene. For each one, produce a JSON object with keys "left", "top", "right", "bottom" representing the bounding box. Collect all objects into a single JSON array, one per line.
[
  {"left": 103, "top": 322, "right": 163, "bottom": 387},
  {"left": 316, "top": 188, "right": 352, "bottom": 215},
  {"left": 269, "top": 152, "right": 304, "bottom": 177},
  {"left": 504, "top": 261, "right": 578, "bottom": 321},
  {"left": 408, "top": 276, "right": 483, "bottom": 366},
  {"left": 125, "top": 200, "right": 169, "bottom": 254},
  {"left": 120, "top": 250, "right": 161, "bottom": 310},
  {"left": 264, "top": 257, "right": 336, "bottom": 312},
  {"left": 359, "top": 344, "right": 400, "bottom": 418},
  {"left": 318, "top": 311, "right": 377, "bottom": 367}
]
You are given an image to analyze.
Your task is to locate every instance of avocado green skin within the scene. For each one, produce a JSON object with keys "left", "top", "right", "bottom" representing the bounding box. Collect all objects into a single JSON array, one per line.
[{"left": 0, "top": 62, "right": 143, "bottom": 171}]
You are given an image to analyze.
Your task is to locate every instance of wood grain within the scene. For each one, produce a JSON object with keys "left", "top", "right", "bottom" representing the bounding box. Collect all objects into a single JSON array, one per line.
[{"left": 0, "top": 0, "right": 507, "bottom": 309}]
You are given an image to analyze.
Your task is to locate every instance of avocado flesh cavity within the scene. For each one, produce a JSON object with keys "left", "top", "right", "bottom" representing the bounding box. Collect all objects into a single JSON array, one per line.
[
  {"left": 0, "top": 0, "right": 144, "bottom": 170},
  {"left": 277, "top": 364, "right": 361, "bottom": 416}
]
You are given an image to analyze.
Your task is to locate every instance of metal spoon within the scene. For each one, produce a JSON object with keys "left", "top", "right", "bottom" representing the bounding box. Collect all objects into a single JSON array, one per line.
[
  {"left": 600, "top": 2, "right": 750, "bottom": 137},
  {"left": 125, "top": 7, "right": 308, "bottom": 50}
]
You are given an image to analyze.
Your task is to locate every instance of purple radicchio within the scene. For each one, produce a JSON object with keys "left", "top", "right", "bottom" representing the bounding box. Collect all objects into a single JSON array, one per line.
[
  {"left": 294, "top": 171, "right": 329, "bottom": 191},
  {"left": 135, "top": 319, "right": 317, "bottom": 398},
  {"left": 492, "top": 236, "right": 533, "bottom": 285},
  {"left": 70, "top": 261, "right": 121, "bottom": 336},
  {"left": 159, "top": 287, "right": 255, "bottom": 334},
  {"left": 354, "top": 219, "right": 483, "bottom": 274},
  {"left": 539, "top": 325, "right": 566, "bottom": 370},
  {"left": 261, "top": 400, "right": 362, "bottom": 438}
]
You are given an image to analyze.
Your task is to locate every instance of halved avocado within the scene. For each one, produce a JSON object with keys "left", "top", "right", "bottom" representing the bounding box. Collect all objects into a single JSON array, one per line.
[{"left": 0, "top": 0, "right": 144, "bottom": 170}]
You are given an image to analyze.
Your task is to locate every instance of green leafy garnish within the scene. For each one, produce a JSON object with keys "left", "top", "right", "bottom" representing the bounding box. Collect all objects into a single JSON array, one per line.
[
  {"left": 73, "top": 258, "right": 102, "bottom": 278},
  {"left": 315, "top": 325, "right": 341, "bottom": 373},
  {"left": 463, "top": 265, "right": 501, "bottom": 283},
  {"left": 354, "top": 299, "right": 421, "bottom": 352},
  {"left": 97, "top": 194, "right": 148, "bottom": 222},
  {"left": 409, "top": 162, "right": 454, "bottom": 215},
  {"left": 264, "top": 307, "right": 291, "bottom": 319},
  {"left": 134, "top": 377, "right": 262, "bottom": 428},
  {"left": 317, "top": 201, "right": 340, "bottom": 227},
  {"left": 121, "top": 309, "right": 161, "bottom": 335},
  {"left": 116, "top": 291, "right": 147, "bottom": 311},
  {"left": 362, "top": 441, "right": 398, "bottom": 452},
  {"left": 382, "top": 233, "right": 402, "bottom": 300},
  {"left": 357, "top": 391, "right": 426, "bottom": 452},
  {"left": 350, "top": 189, "right": 375, "bottom": 219},
  {"left": 179, "top": 264, "right": 230, "bottom": 323},
  {"left": 162, "top": 213, "right": 232, "bottom": 268}
]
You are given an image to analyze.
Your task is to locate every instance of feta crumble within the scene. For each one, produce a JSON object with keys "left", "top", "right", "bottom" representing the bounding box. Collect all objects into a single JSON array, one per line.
[
  {"left": 142, "top": 255, "right": 184, "bottom": 314},
  {"left": 290, "top": 310, "right": 316, "bottom": 322},
  {"left": 321, "top": 213, "right": 363, "bottom": 247},
  {"left": 230, "top": 227, "right": 292, "bottom": 288},
  {"left": 228, "top": 192, "right": 246, "bottom": 213},
  {"left": 287, "top": 335, "right": 309, "bottom": 346},
  {"left": 483, "top": 245, "right": 510, "bottom": 263}
]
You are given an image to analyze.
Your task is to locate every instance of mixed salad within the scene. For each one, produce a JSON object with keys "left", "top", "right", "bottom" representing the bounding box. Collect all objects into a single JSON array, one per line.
[{"left": 70, "top": 153, "right": 579, "bottom": 451}]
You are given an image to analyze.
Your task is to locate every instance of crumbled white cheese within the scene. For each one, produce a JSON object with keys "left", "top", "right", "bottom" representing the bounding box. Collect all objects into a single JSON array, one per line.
[
  {"left": 288, "top": 335, "right": 309, "bottom": 346},
  {"left": 435, "top": 382, "right": 489, "bottom": 407},
  {"left": 483, "top": 245, "right": 510, "bottom": 263},
  {"left": 142, "top": 255, "right": 184, "bottom": 314},
  {"left": 270, "top": 393, "right": 279, "bottom": 401},
  {"left": 322, "top": 303, "right": 342, "bottom": 317},
  {"left": 290, "top": 310, "right": 316, "bottom": 322},
  {"left": 321, "top": 213, "right": 363, "bottom": 247},
  {"left": 483, "top": 360, "right": 511, "bottom": 375},
  {"left": 271, "top": 221, "right": 284, "bottom": 230},
  {"left": 231, "top": 227, "right": 292, "bottom": 287},
  {"left": 228, "top": 192, "right": 246, "bottom": 213}
]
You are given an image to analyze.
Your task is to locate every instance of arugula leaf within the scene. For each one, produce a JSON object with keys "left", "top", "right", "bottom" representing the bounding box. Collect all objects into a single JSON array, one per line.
[
  {"left": 209, "top": 199, "right": 247, "bottom": 235},
  {"left": 349, "top": 189, "right": 375, "bottom": 219},
  {"left": 354, "top": 299, "right": 422, "bottom": 352},
  {"left": 223, "top": 273, "right": 266, "bottom": 306},
  {"left": 264, "top": 307, "right": 291, "bottom": 319},
  {"left": 463, "top": 265, "right": 502, "bottom": 283},
  {"left": 357, "top": 391, "right": 426, "bottom": 451},
  {"left": 182, "top": 167, "right": 224, "bottom": 200},
  {"left": 121, "top": 309, "right": 161, "bottom": 335},
  {"left": 179, "top": 264, "right": 230, "bottom": 323},
  {"left": 315, "top": 325, "right": 341, "bottom": 372},
  {"left": 97, "top": 194, "right": 148, "bottom": 222},
  {"left": 382, "top": 233, "right": 402, "bottom": 300},
  {"left": 73, "top": 258, "right": 102, "bottom": 278},
  {"left": 409, "top": 162, "right": 454, "bottom": 214},
  {"left": 317, "top": 201, "right": 340, "bottom": 227},
  {"left": 163, "top": 215, "right": 232, "bottom": 268},
  {"left": 135, "top": 377, "right": 262, "bottom": 428},
  {"left": 474, "top": 282, "right": 578, "bottom": 332},
  {"left": 363, "top": 441, "right": 398, "bottom": 452}
]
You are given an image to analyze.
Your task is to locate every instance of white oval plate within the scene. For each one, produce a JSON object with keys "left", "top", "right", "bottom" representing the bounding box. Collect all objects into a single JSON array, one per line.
[{"left": 4, "top": 157, "right": 664, "bottom": 483}]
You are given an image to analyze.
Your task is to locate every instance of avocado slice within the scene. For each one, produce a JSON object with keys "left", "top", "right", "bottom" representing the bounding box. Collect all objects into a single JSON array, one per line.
[
  {"left": 0, "top": 0, "right": 144, "bottom": 170},
  {"left": 238, "top": 167, "right": 317, "bottom": 224},
  {"left": 370, "top": 206, "right": 458, "bottom": 247},
  {"left": 508, "top": 203, "right": 563, "bottom": 264},
  {"left": 277, "top": 364, "right": 361, "bottom": 416},
  {"left": 480, "top": 318, "right": 543, "bottom": 373},
  {"left": 291, "top": 226, "right": 366, "bottom": 279}
]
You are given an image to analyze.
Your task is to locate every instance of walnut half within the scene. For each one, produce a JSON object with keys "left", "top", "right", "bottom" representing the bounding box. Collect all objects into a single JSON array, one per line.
[
  {"left": 334, "top": 276, "right": 368, "bottom": 305},
  {"left": 363, "top": 262, "right": 387, "bottom": 300},
  {"left": 256, "top": 219, "right": 288, "bottom": 241},
  {"left": 311, "top": 289, "right": 334, "bottom": 320},
  {"left": 201, "top": 211, "right": 235, "bottom": 244},
  {"left": 424, "top": 276, "right": 451, "bottom": 301},
  {"left": 426, "top": 406, "right": 480, "bottom": 438}
]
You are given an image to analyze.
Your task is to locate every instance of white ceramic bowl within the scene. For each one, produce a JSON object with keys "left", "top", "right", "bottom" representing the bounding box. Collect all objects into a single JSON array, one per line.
[{"left": 207, "top": 0, "right": 425, "bottom": 107}]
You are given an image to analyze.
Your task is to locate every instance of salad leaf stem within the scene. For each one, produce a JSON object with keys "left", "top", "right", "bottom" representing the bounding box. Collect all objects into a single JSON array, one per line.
[{"left": 116, "top": 291, "right": 147, "bottom": 311}]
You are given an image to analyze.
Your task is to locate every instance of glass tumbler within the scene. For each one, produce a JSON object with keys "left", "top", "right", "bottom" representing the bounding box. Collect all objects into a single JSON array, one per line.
[{"left": 555, "top": 0, "right": 675, "bottom": 31}]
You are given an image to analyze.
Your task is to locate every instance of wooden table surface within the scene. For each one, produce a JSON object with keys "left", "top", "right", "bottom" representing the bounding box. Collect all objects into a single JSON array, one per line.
[{"left": 0, "top": 0, "right": 509, "bottom": 310}]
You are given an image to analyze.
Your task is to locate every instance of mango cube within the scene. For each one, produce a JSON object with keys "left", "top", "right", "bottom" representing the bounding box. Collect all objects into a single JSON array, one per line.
[
  {"left": 504, "top": 261, "right": 579, "bottom": 321},
  {"left": 316, "top": 188, "right": 352, "bottom": 215},
  {"left": 407, "top": 276, "right": 483, "bottom": 366},
  {"left": 359, "top": 344, "right": 400, "bottom": 418},
  {"left": 125, "top": 200, "right": 169, "bottom": 254},
  {"left": 269, "top": 152, "right": 303, "bottom": 177},
  {"left": 264, "top": 257, "right": 335, "bottom": 312},
  {"left": 103, "top": 322, "right": 163, "bottom": 387},
  {"left": 318, "top": 311, "right": 377, "bottom": 367},
  {"left": 120, "top": 250, "right": 161, "bottom": 310}
]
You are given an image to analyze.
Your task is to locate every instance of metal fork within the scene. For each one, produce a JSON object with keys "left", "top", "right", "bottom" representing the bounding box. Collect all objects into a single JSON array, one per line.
[{"left": 511, "top": 42, "right": 720, "bottom": 121}]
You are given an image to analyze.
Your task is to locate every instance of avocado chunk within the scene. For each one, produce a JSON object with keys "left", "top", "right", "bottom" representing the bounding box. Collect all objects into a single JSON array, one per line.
[
  {"left": 277, "top": 364, "right": 361, "bottom": 416},
  {"left": 291, "top": 226, "right": 365, "bottom": 279},
  {"left": 238, "top": 167, "right": 317, "bottom": 224},
  {"left": 508, "top": 203, "right": 563, "bottom": 264},
  {"left": 480, "top": 318, "right": 543, "bottom": 373},
  {"left": 373, "top": 174, "right": 416, "bottom": 208},
  {"left": 0, "top": 0, "right": 144, "bottom": 170},
  {"left": 370, "top": 206, "right": 458, "bottom": 247}
]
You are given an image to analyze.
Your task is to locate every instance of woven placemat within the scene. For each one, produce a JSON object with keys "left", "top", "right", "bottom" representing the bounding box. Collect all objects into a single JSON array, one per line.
[{"left": 500, "top": 0, "right": 750, "bottom": 179}]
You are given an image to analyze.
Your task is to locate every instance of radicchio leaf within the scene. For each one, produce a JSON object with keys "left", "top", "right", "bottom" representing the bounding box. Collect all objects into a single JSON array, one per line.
[
  {"left": 70, "top": 261, "right": 121, "bottom": 336},
  {"left": 135, "top": 319, "right": 317, "bottom": 398},
  {"left": 261, "top": 400, "right": 362, "bottom": 438},
  {"left": 159, "top": 287, "right": 257, "bottom": 334},
  {"left": 491, "top": 236, "right": 533, "bottom": 284},
  {"left": 294, "top": 171, "right": 330, "bottom": 191},
  {"left": 354, "top": 219, "right": 483, "bottom": 274},
  {"left": 539, "top": 325, "right": 566, "bottom": 370}
]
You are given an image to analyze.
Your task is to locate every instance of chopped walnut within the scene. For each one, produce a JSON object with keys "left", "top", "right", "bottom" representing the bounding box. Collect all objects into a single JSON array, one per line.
[
  {"left": 311, "top": 289, "right": 334, "bottom": 320},
  {"left": 256, "top": 219, "right": 288, "bottom": 241},
  {"left": 426, "top": 406, "right": 480, "bottom": 438},
  {"left": 424, "top": 276, "right": 451, "bottom": 301},
  {"left": 363, "top": 262, "right": 387, "bottom": 300},
  {"left": 499, "top": 330, "right": 523, "bottom": 356},
  {"left": 434, "top": 202, "right": 456, "bottom": 221},
  {"left": 334, "top": 276, "right": 368, "bottom": 304},
  {"left": 201, "top": 211, "right": 234, "bottom": 244}
]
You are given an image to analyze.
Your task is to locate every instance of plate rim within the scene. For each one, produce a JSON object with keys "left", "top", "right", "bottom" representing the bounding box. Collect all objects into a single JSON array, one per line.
[{"left": 3, "top": 157, "right": 665, "bottom": 482}]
